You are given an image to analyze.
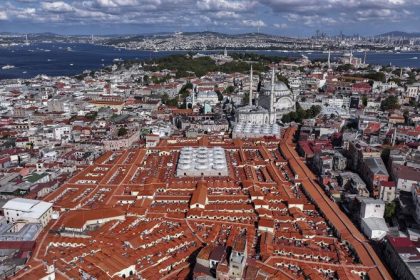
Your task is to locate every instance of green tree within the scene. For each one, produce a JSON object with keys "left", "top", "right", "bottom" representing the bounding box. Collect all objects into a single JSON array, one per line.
[
  {"left": 281, "top": 104, "right": 321, "bottom": 123},
  {"left": 355, "top": 72, "right": 385, "bottom": 82},
  {"left": 242, "top": 92, "right": 249, "bottom": 105},
  {"left": 215, "top": 89, "right": 223, "bottom": 101},
  {"left": 384, "top": 201, "right": 397, "bottom": 220},
  {"left": 362, "top": 95, "right": 368, "bottom": 107},
  {"left": 336, "top": 64, "right": 353, "bottom": 72},
  {"left": 403, "top": 109, "right": 410, "bottom": 124},
  {"left": 276, "top": 74, "right": 290, "bottom": 88},
  {"left": 381, "top": 148, "right": 391, "bottom": 165},
  {"left": 224, "top": 85, "right": 235, "bottom": 95},
  {"left": 117, "top": 127, "right": 128, "bottom": 137},
  {"left": 161, "top": 93, "right": 170, "bottom": 104},
  {"left": 166, "top": 98, "right": 178, "bottom": 107},
  {"left": 381, "top": 95, "right": 400, "bottom": 111},
  {"left": 143, "top": 75, "right": 149, "bottom": 85}
]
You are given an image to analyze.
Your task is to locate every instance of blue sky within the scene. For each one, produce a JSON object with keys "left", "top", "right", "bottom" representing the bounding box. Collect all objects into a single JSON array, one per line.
[{"left": 0, "top": 0, "right": 419, "bottom": 36}]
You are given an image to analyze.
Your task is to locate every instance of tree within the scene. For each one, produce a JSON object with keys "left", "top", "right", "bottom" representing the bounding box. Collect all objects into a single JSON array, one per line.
[
  {"left": 86, "top": 112, "right": 97, "bottom": 121},
  {"left": 161, "top": 93, "right": 170, "bottom": 104},
  {"left": 276, "top": 74, "right": 290, "bottom": 88},
  {"left": 336, "top": 64, "right": 353, "bottom": 72},
  {"left": 117, "top": 127, "right": 128, "bottom": 137},
  {"left": 403, "top": 109, "right": 410, "bottom": 124},
  {"left": 224, "top": 85, "right": 235, "bottom": 95},
  {"left": 166, "top": 98, "right": 178, "bottom": 107},
  {"left": 308, "top": 105, "right": 321, "bottom": 117},
  {"left": 242, "top": 92, "right": 249, "bottom": 105},
  {"left": 381, "top": 148, "right": 390, "bottom": 165},
  {"left": 281, "top": 104, "right": 321, "bottom": 123},
  {"left": 384, "top": 201, "right": 397, "bottom": 220},
  {"left": 380, "top": 95, "right": 400, "bottom": 111},
  {"left": 215, "top": 89, "right": 223, "bottom": 101},
  {"left": 362, "top": 95, "right": 368, "bottom": 107},
  {"left": 356, "top": 72, "right": 385, "bottom": 82}
]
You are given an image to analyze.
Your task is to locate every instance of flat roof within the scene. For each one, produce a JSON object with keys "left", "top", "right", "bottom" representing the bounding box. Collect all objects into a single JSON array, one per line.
[{"left": 3, "top": 198, "right": 52, "bottom": 219}]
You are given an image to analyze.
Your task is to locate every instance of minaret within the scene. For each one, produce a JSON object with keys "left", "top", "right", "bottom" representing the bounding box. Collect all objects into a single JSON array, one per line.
[
  {"left": 270, "top": 68, "right": 275, "bottom": 124},
  {"left": 349, "top": 50, "right": 353, "bottom": 65},
  {"left": 392, "top": 127, "right": 397, "bottom": 146},
  {"left": 327, "top": 50, "right": 331, "bottom": 69},
  {"left": 192, "top": 90, "right": 195, "bottom": 107},
  {"left": 249, "top": 65, "right": 253, "bottom": 106},
  {"left": 364, "top": 51, "right": 367, "bottom": 64},
  {"left": 224, "top": 47, "right": 227, "bottom": 57}
]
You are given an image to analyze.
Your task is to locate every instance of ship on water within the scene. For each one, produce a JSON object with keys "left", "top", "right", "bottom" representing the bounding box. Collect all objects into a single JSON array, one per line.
[{"left": 2, "top": 65, "right": 15, "bottom": 70}]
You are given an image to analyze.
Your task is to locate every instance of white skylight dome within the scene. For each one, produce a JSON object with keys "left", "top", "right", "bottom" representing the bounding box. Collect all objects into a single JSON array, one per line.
[{"left": 176, "top": 147, "right": 229, "bottom": 177}]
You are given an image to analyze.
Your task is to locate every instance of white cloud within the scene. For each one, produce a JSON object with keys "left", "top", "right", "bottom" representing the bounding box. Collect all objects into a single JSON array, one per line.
[
  {"left": 41, "top": 1, "right": 74, "bottom": 12},
  {"left": 242, "top": 19, "right": 266, "bottom": 27},
  {"left": 2, "top": 0, "right": 420, "bottom": 32},
  {"left": 0, "top": 11, "right": 8, "bottom": 20},
  {"left": 213, "top": 11, "right": 240, "bottom": 19},
  {"left": 95, "top": 0, "right": 139, "bottom": 8},
  {"left": 274, "top": 23, "right": 287, "bottom": 29},
  {"left": 14, "top": 8, "right": 37, "bottom": 19},
  {"left": 197, "top": 0, "right": 255, "bottom": 11}
]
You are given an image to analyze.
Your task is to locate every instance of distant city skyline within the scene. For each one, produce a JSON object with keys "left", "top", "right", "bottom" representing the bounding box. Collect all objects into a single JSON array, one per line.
[{"left": 0, "top": 0, "right": 419, "bottom": 36}]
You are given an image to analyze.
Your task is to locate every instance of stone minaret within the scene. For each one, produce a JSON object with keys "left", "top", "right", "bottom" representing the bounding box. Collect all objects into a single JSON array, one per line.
[
  {"left": 249, "top": 65, "right": 253, "bottom": 106},
  {"left": 270, "top": 68, "right": 276, "bottom": 124},
  {"left": 327, "top": 50, "right": 331, "bottom": 69}
]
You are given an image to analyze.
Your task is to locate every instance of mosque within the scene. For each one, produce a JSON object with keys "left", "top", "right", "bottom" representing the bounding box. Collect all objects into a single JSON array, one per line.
[{"left": 235, "top": 67, "right": 296, "bottom": 124}]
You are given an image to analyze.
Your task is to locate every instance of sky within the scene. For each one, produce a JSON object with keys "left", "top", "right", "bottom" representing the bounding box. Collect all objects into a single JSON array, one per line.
[{"left": 0, "top": 0, "right": 419, "bottom": 36}]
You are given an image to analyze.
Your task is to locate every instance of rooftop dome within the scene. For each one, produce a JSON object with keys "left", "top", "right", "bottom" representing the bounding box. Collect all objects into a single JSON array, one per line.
[{"left": 263, "top": 80, "right": 290, "bottom": 92}]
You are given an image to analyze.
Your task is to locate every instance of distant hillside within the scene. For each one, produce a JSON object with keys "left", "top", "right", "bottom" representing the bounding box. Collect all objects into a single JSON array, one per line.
[{"left": 377, "top": 31, "right": 420, "bottom": 38}]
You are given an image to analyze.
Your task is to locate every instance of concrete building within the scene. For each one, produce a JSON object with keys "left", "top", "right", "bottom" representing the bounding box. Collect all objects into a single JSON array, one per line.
[
  {"left": 360, "top": 197, "right": 385, "bottom": 219},
  {"left": 103, "top": 130, "right": 140, "bottom": 151},
  {"left": 405, "top": 83, "right": 420, "bottom": 100},
  {"left": 339, "top": 172, "right": 369, "bottom": 197},
  {"left": 361, "top": 157, "right": 389, "bottom": 194},
  {"left": 2, "top": 198, "right": 53, "bottom": 227},
  {"left": 378, "top": 181, "right": 397, "bottom": 203},
  {"left": 383, "top": 236, "right": 420, "bottom": 280},
  {"left": 392, "top": 164, "right": 420, "bottom": 193},
  {"left": 228, "top": 234, "right": 247, "bottom": 279},
  {"left": 53, "top": 125, "right": 72, "bottom": 141},
  {"left": 412, "top": 185, "right": 420, "bottom": 224},
  {"left": 359, "top": 198, "right": 388, "bottom": 240},
  {"left": 361, "top": 217, "right": 388, "bottom": 240}
]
